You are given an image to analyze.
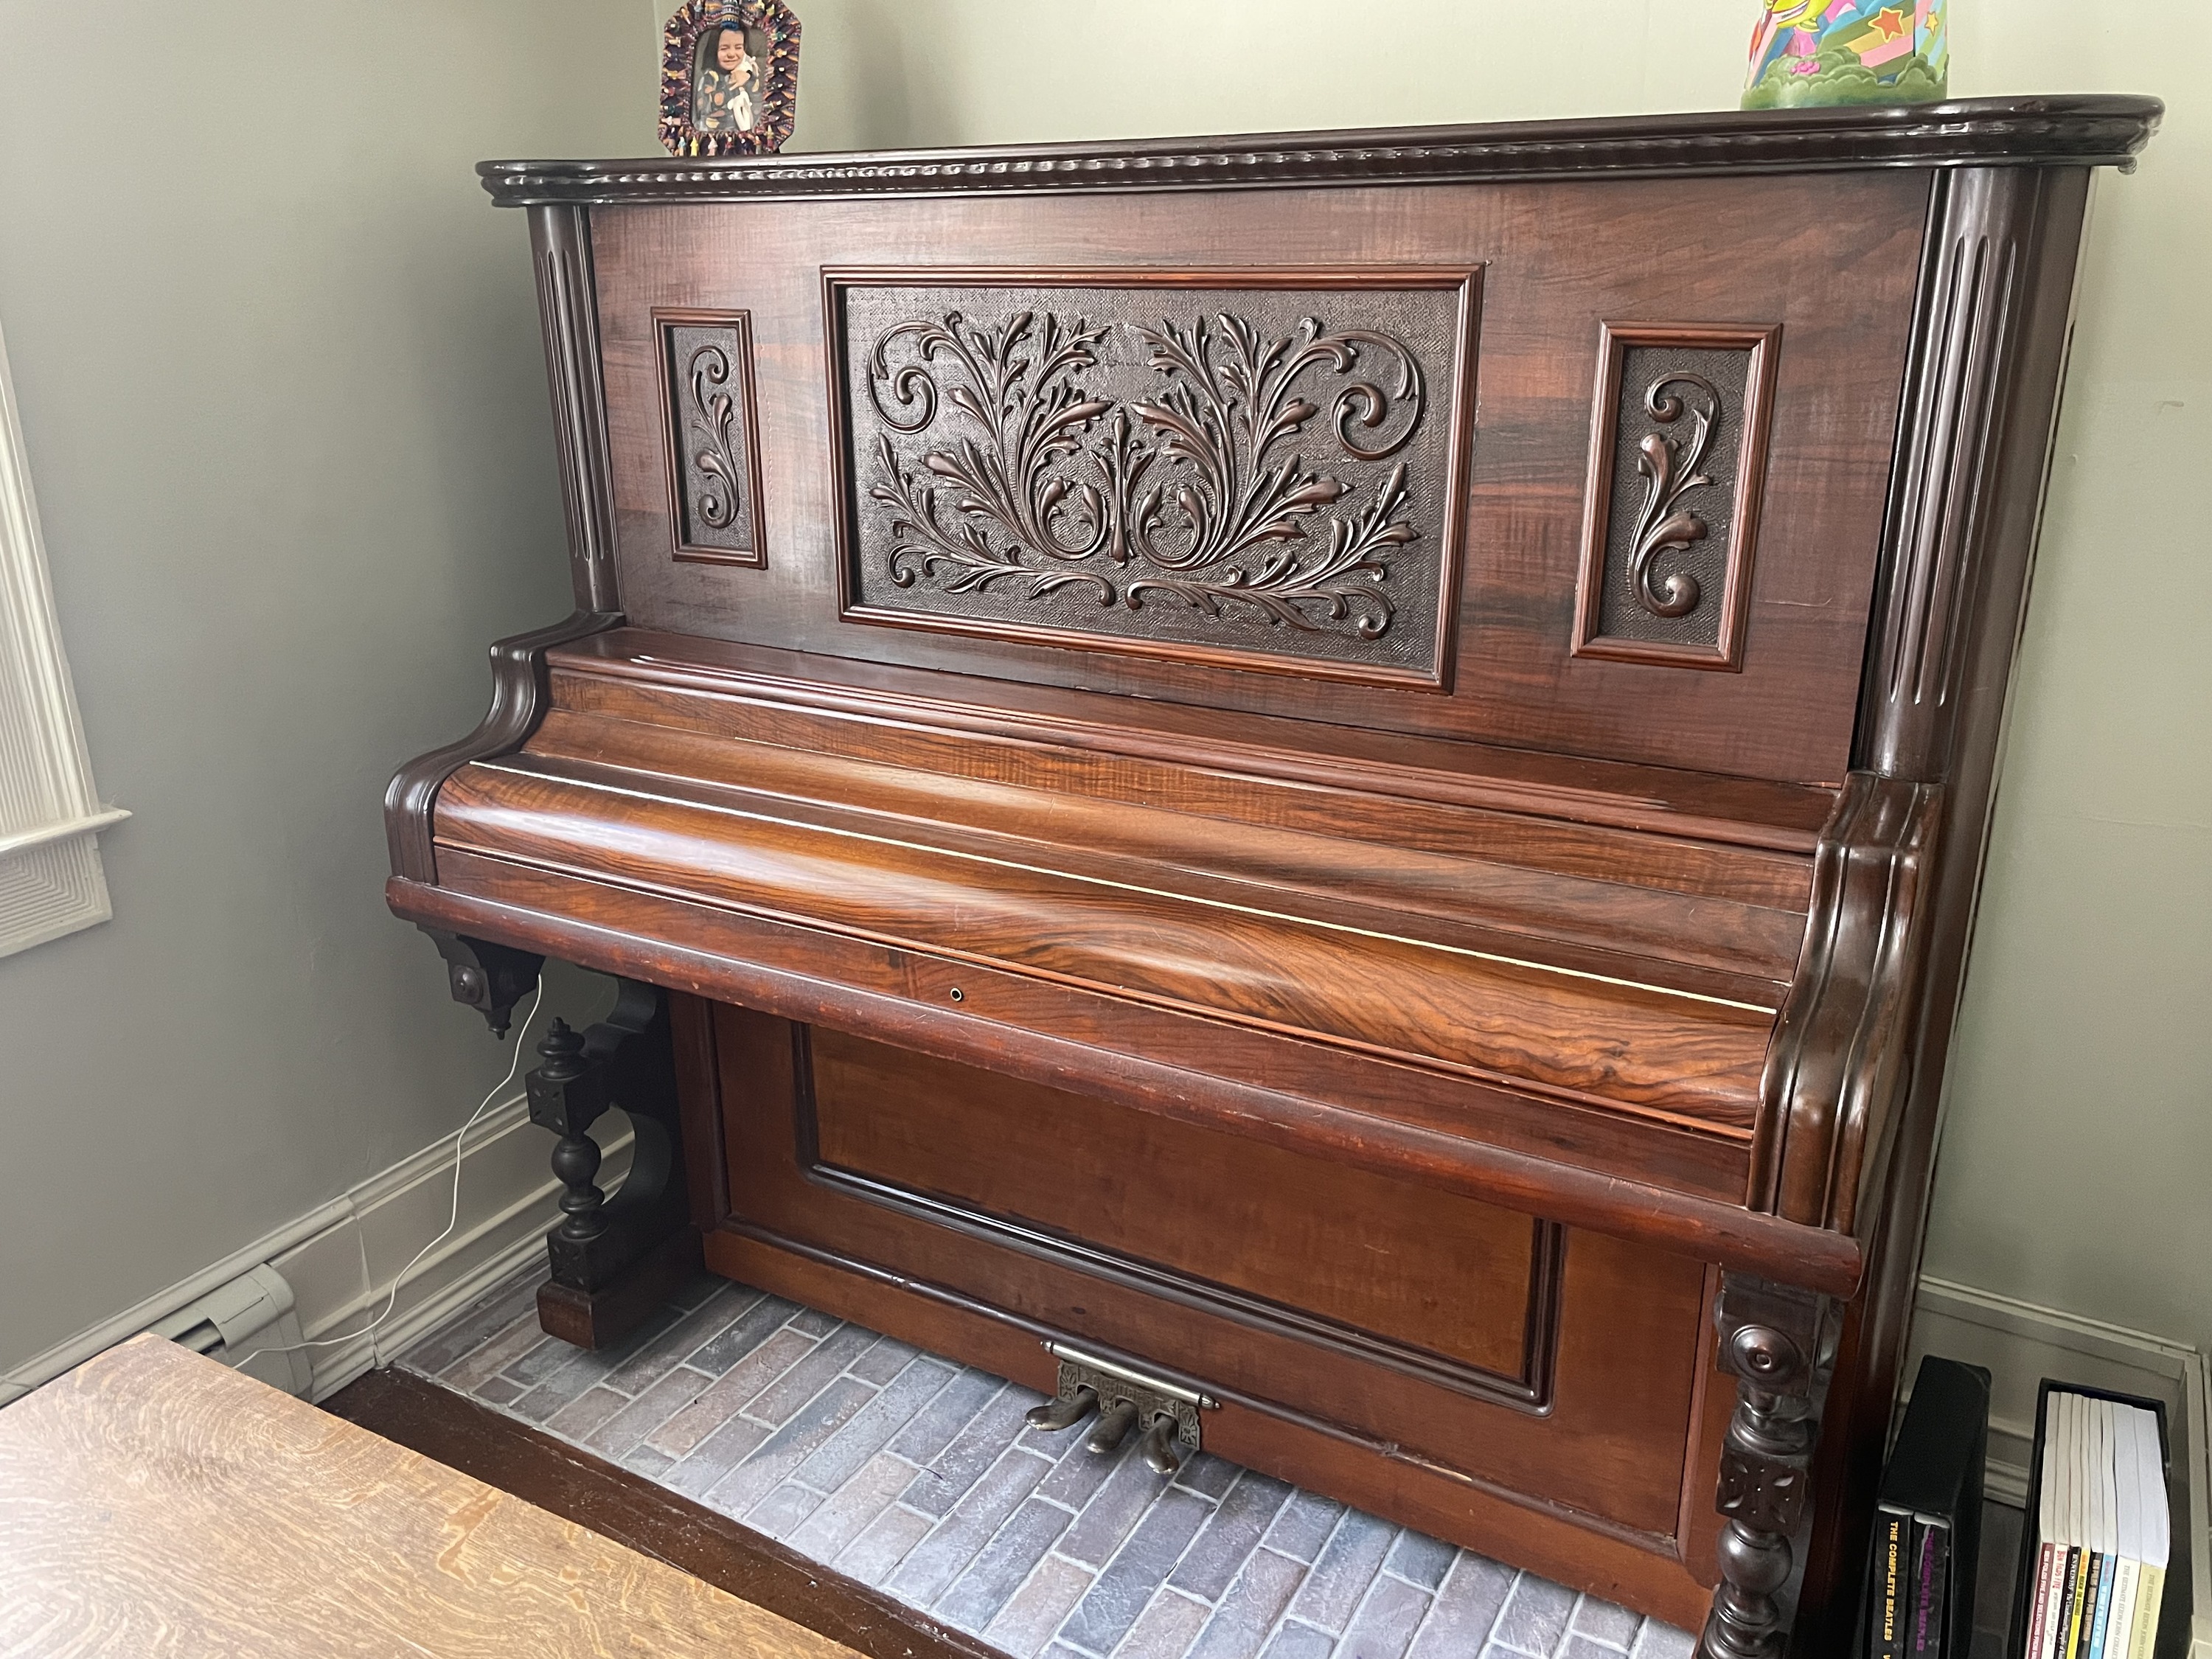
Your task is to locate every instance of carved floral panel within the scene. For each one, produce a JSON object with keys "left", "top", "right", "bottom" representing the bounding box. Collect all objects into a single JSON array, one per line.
[
  {"left": 830, "top": 273, "right": 1478, "bottom": 686},
  {"left": 1572, "top": 322, "right": 1780, "bottom": 672},
  {"left": 657, "top": 309, "right": 767, "bottom": 566}
]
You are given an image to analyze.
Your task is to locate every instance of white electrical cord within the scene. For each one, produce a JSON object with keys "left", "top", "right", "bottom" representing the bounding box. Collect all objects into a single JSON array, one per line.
[{"left": 262, "top": 981, "right": 549, "bottom": 1359}]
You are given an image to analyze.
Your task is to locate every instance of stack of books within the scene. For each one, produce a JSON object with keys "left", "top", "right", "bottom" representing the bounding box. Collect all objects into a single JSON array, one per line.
[
  {"left": 1868, "top": 1357, "right": 1992, "bottom": 1659},
  {"left": 2022, "top": 1388, "right": 2171, "bottom": 1659}
]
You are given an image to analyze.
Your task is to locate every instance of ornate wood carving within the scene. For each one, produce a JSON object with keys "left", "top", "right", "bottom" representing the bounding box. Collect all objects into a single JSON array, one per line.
[
  {"left": 1573, "top": 323, "right": 1780, "bottom": 670},
  {"left": 1753, "top": 772, "right": 1944, "bottom": 1228},
  {"left": 525, "top": 980, "right": 702, "bottom": 1349},
  {"left": 1784, "top": 168, "right": 2102, "bottom": 1644},
  {"left": 828, "top": 269, "right": 1478, "bottom": 685},
  {"left": 477, "top": 96, "right": 2160, "bottom": 207},
  {"left": 654, "top": 308, "right": 767, "bottom": 568},
  {"left": 528, "top": 205, "right": 620, "bottom": 612},
  {"left": 532, "top": 1020, "right": 609, "bottom": 1239},
  {"left": 1700, "top": 1273, "right": 1834, "bottom": 1659}
]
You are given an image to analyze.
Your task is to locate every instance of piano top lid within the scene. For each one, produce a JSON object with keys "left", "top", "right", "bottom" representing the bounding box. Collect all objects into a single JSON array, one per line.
[{"left": 477, "top": 94, "right": 2163, "bottom": 206}]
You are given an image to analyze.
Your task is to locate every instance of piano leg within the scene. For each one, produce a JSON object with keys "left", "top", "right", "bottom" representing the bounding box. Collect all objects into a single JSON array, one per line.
[
  {"left": 521, "top": 979, "right": 702, "bottom": 1349},
  {"left": 1699, "top": 1273, "right": 1834, "bottom": 1659}
]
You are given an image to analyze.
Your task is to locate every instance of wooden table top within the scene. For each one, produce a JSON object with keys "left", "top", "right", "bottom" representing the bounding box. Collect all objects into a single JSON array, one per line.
[{"left": 0, "top": 1334, "right": 868, "bottom": 1658}]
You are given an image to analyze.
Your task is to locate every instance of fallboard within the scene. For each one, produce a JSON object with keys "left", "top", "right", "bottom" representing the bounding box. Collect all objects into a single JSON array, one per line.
[{"left": 426, "top": 628, "right": 1843, "bottom": 1208}]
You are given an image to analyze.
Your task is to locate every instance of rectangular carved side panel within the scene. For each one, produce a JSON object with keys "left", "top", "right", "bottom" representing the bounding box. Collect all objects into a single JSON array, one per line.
[
  {"left": 655, "top": 307, "right": 767, "bottom": 567},
  {"left": 827, "top": 268, "right": 1481, "bottom": 688},
  {"left": 1573, "top": 322, "right": 1781, "bottom": 672}
]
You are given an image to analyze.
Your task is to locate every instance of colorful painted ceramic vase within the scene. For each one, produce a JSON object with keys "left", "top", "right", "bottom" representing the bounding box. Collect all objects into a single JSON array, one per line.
[{"left": 1742, "top": 0, "right": 1948, "bottom": 109}]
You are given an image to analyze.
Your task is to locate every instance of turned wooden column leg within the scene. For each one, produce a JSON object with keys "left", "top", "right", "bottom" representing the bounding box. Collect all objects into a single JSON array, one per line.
[
  {"left": 523, "top": 981, "right": 702, "bottom": 1349},
  {"left": 1699, "top": 1273, "right": 1834, "bottom": 1659},
  {"left": 532, "top": 1021, "right": 609, "bottom": 1241}
]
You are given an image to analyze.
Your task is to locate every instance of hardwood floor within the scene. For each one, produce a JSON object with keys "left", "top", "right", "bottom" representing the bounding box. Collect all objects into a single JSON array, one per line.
[
  {"left": 4, "top": 1335, "right": 866, "bottom": 1658},
  {"left": 324, "top": 1366, "right": 995, "bottom": 1659}
]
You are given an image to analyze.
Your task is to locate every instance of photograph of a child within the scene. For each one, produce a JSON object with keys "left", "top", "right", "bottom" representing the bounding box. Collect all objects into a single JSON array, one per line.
[
  {"left": 660, "top": 0, "right": 798, "bottom": 157},
  {"left": 692, "top": 24, "right": 763, "bottom": 133}
]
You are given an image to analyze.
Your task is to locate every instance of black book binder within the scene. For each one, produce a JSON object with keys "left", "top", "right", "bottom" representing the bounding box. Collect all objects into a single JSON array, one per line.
[{"left": 1864, "top": 1356, "right": 1991, "bottom": 1659}]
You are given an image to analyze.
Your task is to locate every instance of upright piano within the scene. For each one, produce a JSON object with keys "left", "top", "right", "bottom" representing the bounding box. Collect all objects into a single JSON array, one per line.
[{"left": 384, "top": 97, "right": 2160, "bottom": 1655}]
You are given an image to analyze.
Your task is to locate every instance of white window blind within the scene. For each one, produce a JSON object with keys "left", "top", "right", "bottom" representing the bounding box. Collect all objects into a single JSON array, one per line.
[{"left": 0, "top": 315, "right": 125, "bottom": 956}]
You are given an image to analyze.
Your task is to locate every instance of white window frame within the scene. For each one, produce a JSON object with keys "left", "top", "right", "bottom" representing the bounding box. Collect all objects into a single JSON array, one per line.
[{"left": 0, "top": 314, "right": 125, "bottom": 956}]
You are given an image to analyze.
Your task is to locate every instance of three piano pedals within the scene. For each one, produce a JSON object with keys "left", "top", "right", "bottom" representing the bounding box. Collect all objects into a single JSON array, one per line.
[{"left": 1023, "top": 1341, "right": 1220, "bottom": 1475}]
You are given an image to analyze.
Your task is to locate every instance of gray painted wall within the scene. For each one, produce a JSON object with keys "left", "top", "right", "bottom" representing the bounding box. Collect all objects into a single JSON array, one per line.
[{"left": 0, "top": 1, "right": 655, "bottom": 1369}]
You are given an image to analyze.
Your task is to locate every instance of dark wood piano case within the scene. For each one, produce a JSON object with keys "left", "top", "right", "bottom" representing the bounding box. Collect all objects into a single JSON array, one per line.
[{"left": 384, "top": 100, "right": 2160, "bottom": 1655}]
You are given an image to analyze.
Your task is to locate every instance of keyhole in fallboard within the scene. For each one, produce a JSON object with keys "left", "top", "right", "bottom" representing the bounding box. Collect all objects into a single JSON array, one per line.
[{"left": 948, "top": 987, "right": 964, "bottom": 1003}]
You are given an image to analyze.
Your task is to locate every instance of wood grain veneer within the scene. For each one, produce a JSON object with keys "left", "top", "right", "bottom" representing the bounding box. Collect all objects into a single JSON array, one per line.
[
  {"left": 0, "top": 1335, "right": 863, "bottom": 1659},
  {"left": 324, "top": 1366, "right": 1001, "bottom": 1659}
]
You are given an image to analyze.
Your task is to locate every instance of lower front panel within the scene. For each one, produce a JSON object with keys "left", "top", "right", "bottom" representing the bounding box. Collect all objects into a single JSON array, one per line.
[{"left": 679, "top": 995, "right": 1725, "bottom": 1626}]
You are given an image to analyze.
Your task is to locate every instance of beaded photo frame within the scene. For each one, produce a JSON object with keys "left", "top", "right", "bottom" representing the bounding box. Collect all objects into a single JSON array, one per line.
[{"left": 660, "top": 0, "right": 801, "bottom": 157}]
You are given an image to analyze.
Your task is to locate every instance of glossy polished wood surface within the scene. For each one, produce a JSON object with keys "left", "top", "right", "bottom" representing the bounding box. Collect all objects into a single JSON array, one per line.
[
  {"left": 477, "top": 97, "right": 2160, "bottom": 204},
  {"left": 692, "top": 998, "right": 1722, "bottom": 1627},
  {"left": 0, "top": 1335, "right": 865, "bottom": 1659},
  {"left": 593, "top": 173, "right": 1923, "bottom": 785},
  {"left": 433, "top": 648, "right": 1800, "bottom": 1132}
]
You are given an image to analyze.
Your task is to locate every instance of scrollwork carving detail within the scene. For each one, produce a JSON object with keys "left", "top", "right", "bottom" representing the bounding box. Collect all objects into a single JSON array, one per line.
[
  {"left": 863, "top": 304, "right": 1427, "bottom": 641},
  {"left": 1628, "top": 373, "right": 1721, "bottom": 620},
  {"left": 1571, "top": 323, "right": 1778, "bottom": 672},
  {"left": 686, "top": 344, "right": 747, "bottom": 531},
  {"left": 656, "top": 309, "right": 765, "bottom": 567}
]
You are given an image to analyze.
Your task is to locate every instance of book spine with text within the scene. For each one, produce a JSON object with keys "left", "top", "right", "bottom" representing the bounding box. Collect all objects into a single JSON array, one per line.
[
  {"left": 2126, "top": 1565, "right": 2165, "bottom": 1659},
  {"left": 2030, "top": 1541, "right": 2060, "bottom": 1659},
  {"left": 2073, "top": 1551, "right": 2105, "bottom": 1659},
  {"left": 1873, "top": 1509, "right": 1910, "bottom": 1659},
  {"left": 2089, "top": 1550, "right": 2118, "bottom": 1659},
  {"left": 2107, "top": 1557, "right": 2141, "bottom": 1659},
  {"left": 1907, "top": 1518, "right": 1950, "bottom": 1659},
  {"left": 2055, "top": 1545, "right": 2084, "bottom": 1659}
]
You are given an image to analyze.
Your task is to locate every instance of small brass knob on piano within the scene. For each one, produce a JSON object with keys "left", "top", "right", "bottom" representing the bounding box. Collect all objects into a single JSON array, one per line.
[
  {"left": 1139, "top": 1412, "right": 1183, "bottom": 1475},
  {"left": 1086, "top": 1397, "right": 1139, "bottom": 1454},
  {"left": 1024, "top": 1386, "right": 1098, "bottom": 1433}
]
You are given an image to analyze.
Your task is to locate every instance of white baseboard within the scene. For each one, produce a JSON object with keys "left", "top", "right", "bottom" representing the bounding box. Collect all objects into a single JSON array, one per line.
[
  {"left": 1905, "top": 1276, "right": 2211, "bottom": 1658},
  {"left": 0, "top": 1093, "right": 632, "bottom": 1408}
]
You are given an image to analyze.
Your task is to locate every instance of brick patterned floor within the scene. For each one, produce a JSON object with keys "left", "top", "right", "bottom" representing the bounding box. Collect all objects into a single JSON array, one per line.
[{"left": 400, "top": 1262, "right": 1697, "bottom": 1659}]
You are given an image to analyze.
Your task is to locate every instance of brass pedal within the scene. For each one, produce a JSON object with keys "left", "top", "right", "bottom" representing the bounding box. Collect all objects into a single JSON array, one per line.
[
  {"left": 1023, "top": 1386, "right": 1099, "bottom": 1433},
  {"left": 1029, "top": 1341, "right": 1218, "bottom": 1471},
  {"left": 1087, "top": 1397, "right": 1140, "bottom": 1454},
  {"left": 1138, "top": 1411, "right": 1182, "bottom": 1474}
]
